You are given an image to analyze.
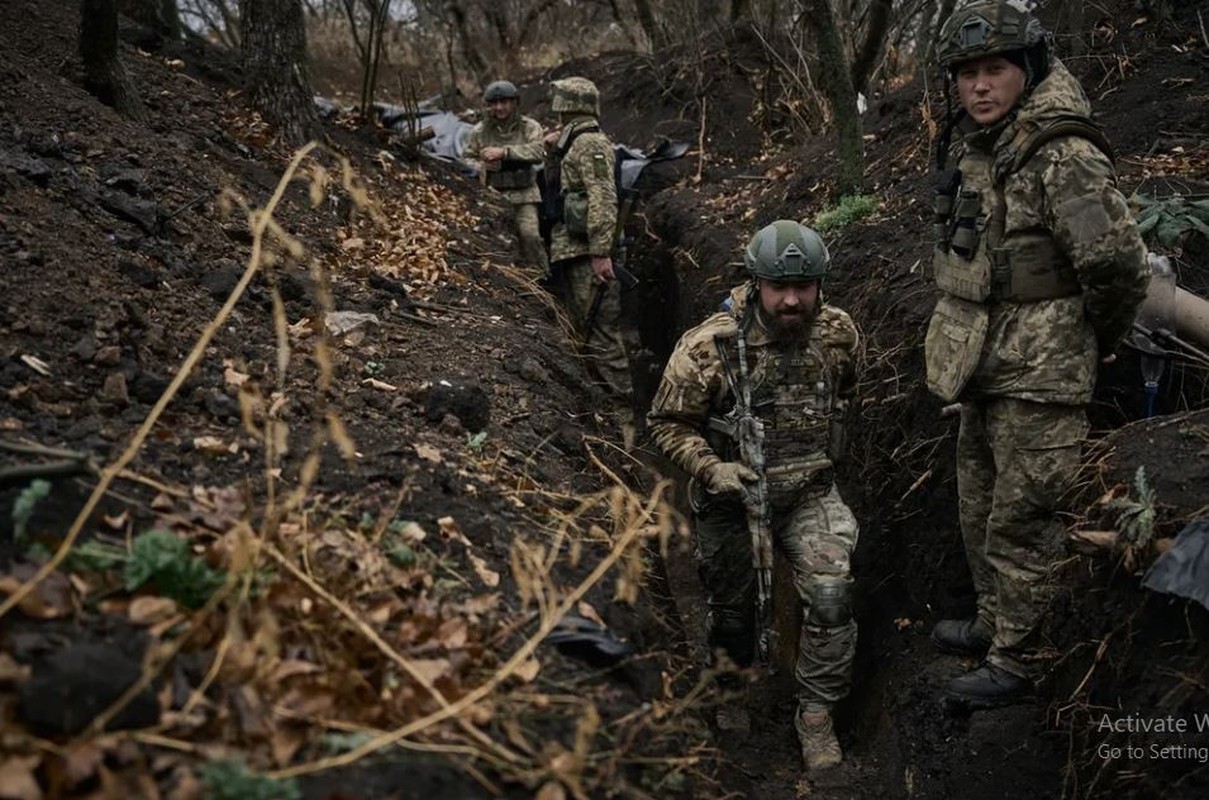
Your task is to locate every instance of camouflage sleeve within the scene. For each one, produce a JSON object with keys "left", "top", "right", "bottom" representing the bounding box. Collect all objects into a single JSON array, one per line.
[
  {"left": 1040, "top": 138, "right": 1148, "bottom": 352},
  {"left": 464, "top": 124, "right": 484, "bottom": 161},
  {"left": 826, "top": 308, "right": 862, "bottom": 401},
  {"left": 505, "top": 118, "right": 546, "bottom": 165},
  {"left": 646, "top": 319, "right": 731, "bottom": 482},
  {"left": 572, "top": 134, "right": 618, "bottom": 257}
]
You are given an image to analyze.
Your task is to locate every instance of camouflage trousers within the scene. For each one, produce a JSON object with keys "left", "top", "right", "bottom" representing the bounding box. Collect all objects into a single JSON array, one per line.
[
  {"left": 957, "top": 397, "right": 1087, "bottom": 679},
  {"left": 691, "top": 482, "right": 858, "bottom": 710},
  {"left": 510, "top": 202, "right": 548, "bottom": 280},
  {"left": 562, "top": 256, "right": 634, "bottom": 413}
]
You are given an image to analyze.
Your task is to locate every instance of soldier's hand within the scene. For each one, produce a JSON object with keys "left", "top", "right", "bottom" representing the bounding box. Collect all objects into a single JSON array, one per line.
[
  {"left": 591, "top": 255, "right": 615, "bottom": 283},
  {"left": 544, "top": 129, "right": 562, "bottom": 147},
  {"left": 481, "top": 146, "right": 506, "bottom": 161},
  {"left": 704, "top": 461, "right": 759, "bottom": 495},
  {"left": 1100, "top": 353, "right": 1117, "bottom": 365}
]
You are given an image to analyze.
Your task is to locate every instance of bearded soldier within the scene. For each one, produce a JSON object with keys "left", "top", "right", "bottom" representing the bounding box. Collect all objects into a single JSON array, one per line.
[
  {"left": 925, "top": 0, "right": 1147, "bottom": 709},
  {"left": 545, "top": 76, "right": 635, "bottom": 441},
  {"left": 464, "top": 80, "right": 548, "bottom": 279},
  {"left": 648, "top": 221, "right": 861, "bottom": 770}
]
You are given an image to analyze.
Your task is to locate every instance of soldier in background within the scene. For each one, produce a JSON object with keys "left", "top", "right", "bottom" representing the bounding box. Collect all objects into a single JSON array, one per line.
[
  {"left": 648, "top": 221, "right": 861, "bottom": 770},
  {"left": 924, "top": 0, "right": 1147, "bottom": 708},
  {"left": 464, "top": 80, "right": 548, "bottom": 279},
  {"left": 544, "top": 76, "right": 635, "bottom": 442}
]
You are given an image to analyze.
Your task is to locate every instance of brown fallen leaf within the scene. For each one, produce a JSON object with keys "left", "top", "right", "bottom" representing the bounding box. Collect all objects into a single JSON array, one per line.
[
  {"left": 514, "top": 657, "right": 541, "bottom": 683},
  {"left": 536, "top": 782, "right": 566, "bottom": 800},
  {"left": 192, "top": 436, "right": 237, "bottom": 455},
  {"left": 0, "top": 566, "right": 74, "bottom": 620},
  {"left": 0, "top": 755, "right": 44, "bottom": 800},
  {"left": 576, "top": 601, "right": 606, "bottom": 629},
  {"left": 415, "top": 443, "right": 443, "bottom": 464},
  {"left": 0, "top": 652, "right": 30, "bottom": 686},
  {"left": 129, "top": 596, "right": 179, "bottom": 626},
  {"left": 469, "top": 554, "right": 500, "bottom": 588}
]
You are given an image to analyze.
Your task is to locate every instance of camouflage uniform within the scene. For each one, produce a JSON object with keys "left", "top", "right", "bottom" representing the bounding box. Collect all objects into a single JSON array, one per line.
[
  {"left": 548, "top": 78, "right": 632, "bottom": 414},
  {"left": 925, "top": 58, "right": 1148, "bottom": 679},
  {"left": 465, "top": 114, "right": 548, "bottom": 278},
  {"left": 648, "top": 285, "right": 861, "bottom": 709}
]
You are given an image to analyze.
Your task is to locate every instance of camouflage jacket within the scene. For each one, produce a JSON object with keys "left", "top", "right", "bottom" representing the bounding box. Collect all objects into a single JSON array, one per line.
[
  {"left": 948, "top": 60, "right": 1147, "bottom": 404},
  {"left": 549, "top": 116, "right": 617, "bottom": 263},
  {"left": 647, "top": 285, "right": 860, "bottom": 488},
  {"left": 464, "top": 114, "right": 544, "bottom": 204}
]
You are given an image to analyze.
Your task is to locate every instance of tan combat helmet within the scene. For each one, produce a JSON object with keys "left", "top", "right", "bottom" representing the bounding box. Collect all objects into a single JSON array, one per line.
[
  {"left": 936, "top": 0, "right": 1049, "bottom": 84},
  {"left": 550, "top": 77, "right": 600, "bottom": 118}
]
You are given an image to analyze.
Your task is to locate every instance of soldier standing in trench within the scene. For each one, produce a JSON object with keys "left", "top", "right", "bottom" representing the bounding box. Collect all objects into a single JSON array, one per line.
[
  {"left": 543, "top": 76, "right": 636, "bottom": 444},
  {"left": 648, "top": 221, "right": 861, "bottom": 770},
  {"left": 924, "top": 0, "right": 1147, "bottom": 708},
  {"left": 464, "top": 80, "right": 548, "bottom": 280}
]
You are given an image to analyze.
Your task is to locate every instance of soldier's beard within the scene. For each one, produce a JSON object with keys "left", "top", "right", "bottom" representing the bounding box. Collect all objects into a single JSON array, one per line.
[{"left": 759, "top": 305, "right": 816, "bottom": 344}]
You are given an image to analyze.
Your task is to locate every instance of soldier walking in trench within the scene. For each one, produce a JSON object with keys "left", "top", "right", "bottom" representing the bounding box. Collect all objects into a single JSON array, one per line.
[
  {"left": 924, "top": 0, "right": 1147, "bottom": 708},
  {"left": 648, "top": 221, "right": 861, "bottom": 769},
  {"left": 543, "top": 76, "right": 636, "bottom": 444},
  {"left": 464, "top": 80, "right": 549, "bottom": 280}
]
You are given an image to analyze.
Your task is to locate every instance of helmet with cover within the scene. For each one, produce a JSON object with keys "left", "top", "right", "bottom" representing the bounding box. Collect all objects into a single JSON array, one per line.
[
  {"left": 936, "top": 0, "right": 1049, "bottom": 85},
  {"left": 483, "top": 80, "right": 519, "bottom": 103},
  {"left": 744, "top": 221, "right": 830, "bottom": 283},
  {"left": 550, "top": 77, "right": 600, "bottom": 117}
]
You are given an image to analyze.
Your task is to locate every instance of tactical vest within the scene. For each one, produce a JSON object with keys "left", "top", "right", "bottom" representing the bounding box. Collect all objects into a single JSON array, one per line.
[
  {"left": 479, "top": 121, "right": 538, "bottom": 191},
  {"left": 708, "top": 331, "right": 836, "bottom": 508},
  {"left": 932, "top": 116, "right": 1112, "bottom": 304},
  {"left": 486, "top": 163, "right": 535, "bottom": 191}
]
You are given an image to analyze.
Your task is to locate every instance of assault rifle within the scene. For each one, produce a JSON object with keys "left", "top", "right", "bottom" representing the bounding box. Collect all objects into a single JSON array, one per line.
[
  {"left": 710, "top": 332, "right": 776, "bottom": 667},
  {"left": 583, "top": 262, "right": 639, "bottom": 345}
]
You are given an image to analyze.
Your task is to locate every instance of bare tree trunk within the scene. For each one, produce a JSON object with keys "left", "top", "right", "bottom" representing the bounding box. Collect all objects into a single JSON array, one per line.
[
  {"left": 81, "top": 0, "right": 147, "bottom": 119},
  {"left": 801, "top": 0, "right": 864, "bottom": 195},
  {"left": 447, "top": 1, "right": 488, "bottom": 83},
  {"left": 850, "top": 0, "right": 892, "bottom": 93},
  {"left": 239, "top": 0, "right": 319, "bottom": 144},
  {"left": 632, "top": 0, "right": 666, "bottom": 50},
  {"left": 923, "top": 0, "right": 958, "bottom": 69}
]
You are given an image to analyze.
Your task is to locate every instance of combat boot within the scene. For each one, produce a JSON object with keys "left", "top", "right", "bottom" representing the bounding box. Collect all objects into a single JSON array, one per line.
[
  {"left": 931, "top": 617, "right": 992, "bottom": 656},
  {"left": 795, "top": 708, "right": 842, "bottom": 771},
  {"left": 944, "top": 663, "right": 1032, "bottom": 711}
]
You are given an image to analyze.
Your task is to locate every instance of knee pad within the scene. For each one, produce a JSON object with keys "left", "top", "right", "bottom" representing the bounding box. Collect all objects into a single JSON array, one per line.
[{"left": 807, "top": 578, "right": 852, "bottom": 627}]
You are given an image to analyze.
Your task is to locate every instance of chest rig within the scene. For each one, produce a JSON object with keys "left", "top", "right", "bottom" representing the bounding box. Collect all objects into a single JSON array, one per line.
[
  {"left": 481, "top": 119, "right": 537, "bottom": 191},
  {"left": 709, "top": 322, "right": 836, "bottom": 507},
  {"left": 932, "top": 116, "right": 1111, "bottom": 304}
]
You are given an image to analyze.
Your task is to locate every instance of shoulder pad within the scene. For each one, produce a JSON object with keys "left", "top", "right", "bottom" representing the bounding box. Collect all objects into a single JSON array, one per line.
[{"left": 816, "top": 305, "right": 859, "bottom": 348}]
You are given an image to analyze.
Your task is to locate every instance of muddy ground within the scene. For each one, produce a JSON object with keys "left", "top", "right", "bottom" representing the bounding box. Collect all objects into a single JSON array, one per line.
[{"left": 1, "top": 1, "right": 1208, "bottom": 799}]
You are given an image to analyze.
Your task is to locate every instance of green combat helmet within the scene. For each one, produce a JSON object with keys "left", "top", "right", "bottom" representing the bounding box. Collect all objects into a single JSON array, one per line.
[
  {"left": 483, "top": 80, "right": 519, "bottom": 102},
  {"left": 744, "top": 221, "right": 830, "bottom": 283},
  {"left": 551, "top": 77, "right": 600, "bottom": 118},
  {"left": 936, "top": 0, "right": 1049, "bottom": 84}
]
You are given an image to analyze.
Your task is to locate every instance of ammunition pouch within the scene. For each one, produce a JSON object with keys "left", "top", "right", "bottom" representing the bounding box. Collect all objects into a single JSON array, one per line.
[
  {"left": 486, "top": 162, "right": 535, "bottom": 190},
  {"left": 924, "top": 294, "right": 989, "bottom": 402},
  {"left": 987, "top": 239, "right": 1081, "bottom": 302},
  {"left": 563, "top": 190, "right": 589, "bottom": 238}
]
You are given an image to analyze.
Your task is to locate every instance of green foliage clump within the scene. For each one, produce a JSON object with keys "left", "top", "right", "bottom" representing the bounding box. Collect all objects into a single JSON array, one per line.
[
  {"left": 198, "top": 760, "right": 300, "bottom": 800},
  {"left": 124, "top": 530, "right": 226, "bottom": 609},
  {"left": 1131, "top": 193, "right": 1209, "bottom": 248},
  {"left": 1108, "top": 466, "right": 1157, "bottom": 549},
  {"left": 814, "top": 193, "right": 878, "bottom": 233},
  {"left": 12, "top": 479, "right": 52, "bottom": 545}
]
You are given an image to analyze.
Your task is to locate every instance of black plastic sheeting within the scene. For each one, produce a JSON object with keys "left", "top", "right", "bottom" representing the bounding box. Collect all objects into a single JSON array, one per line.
[{"left": 1143, "top": 517, "right": 1209, "bottom": 611}]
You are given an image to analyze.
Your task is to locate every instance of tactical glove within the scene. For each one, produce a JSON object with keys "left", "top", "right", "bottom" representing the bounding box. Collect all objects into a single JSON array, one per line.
[{"left": 704, "top": 461, "right": 759, "bottom": 495}]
